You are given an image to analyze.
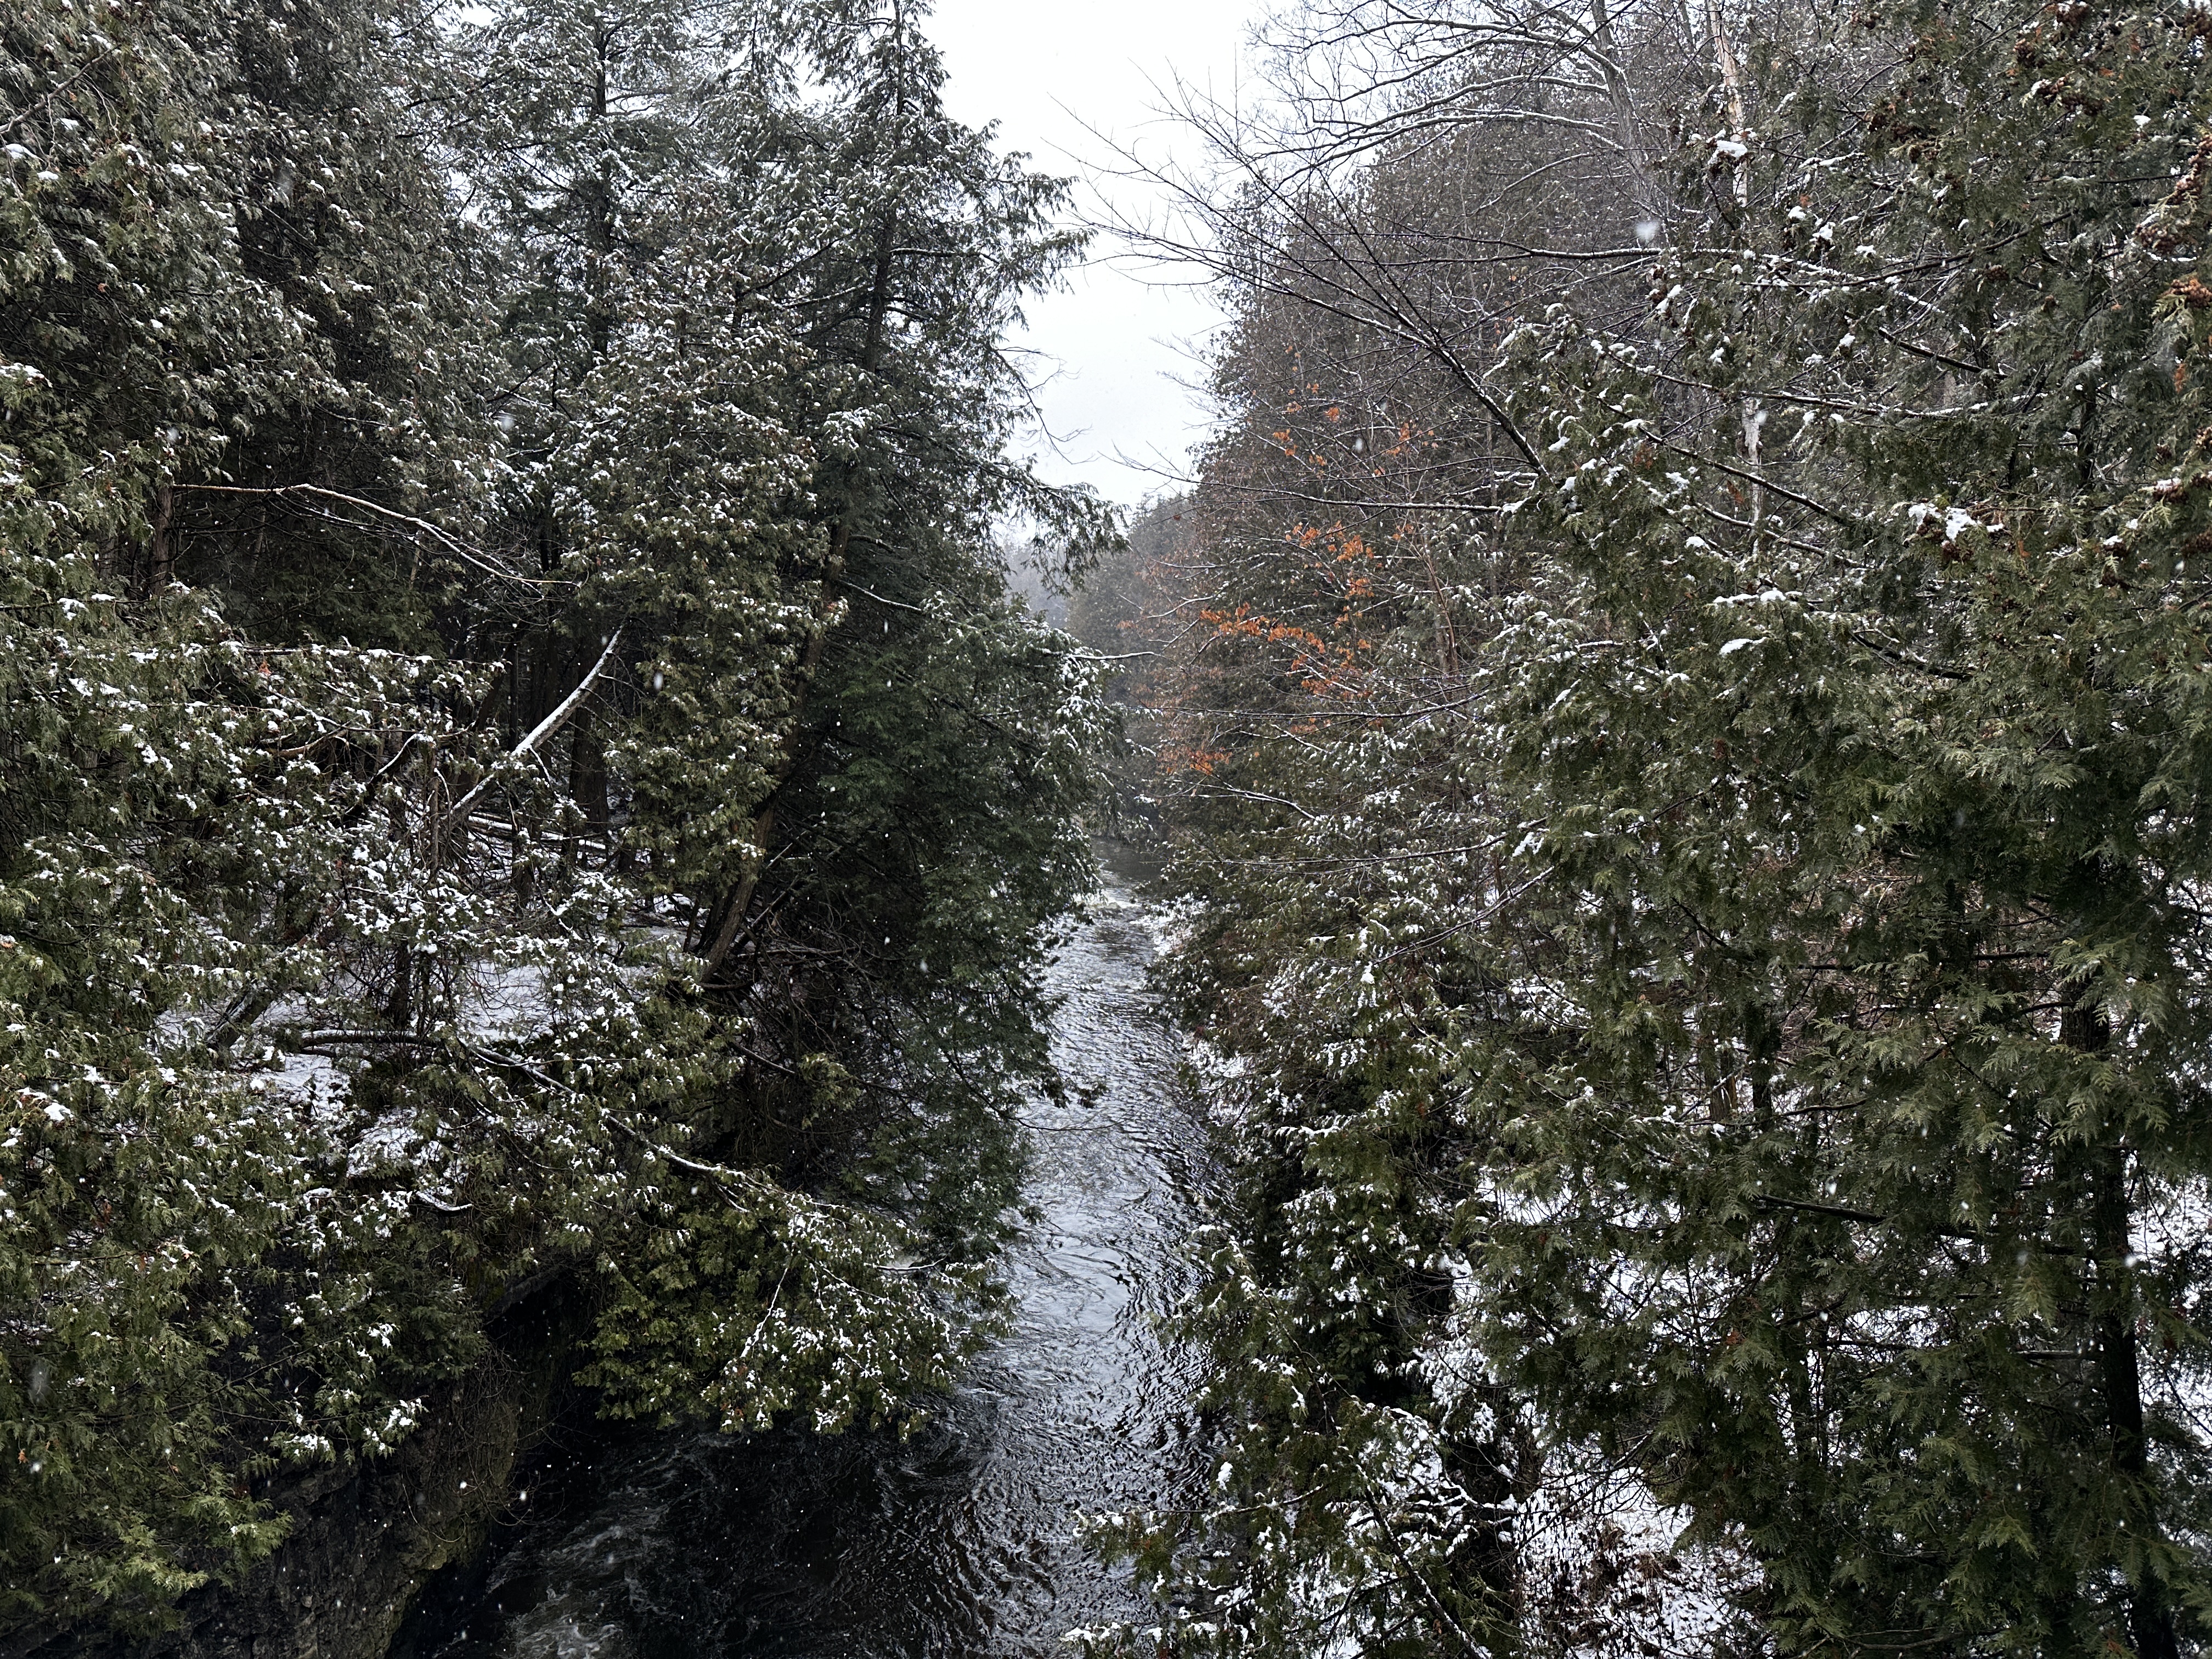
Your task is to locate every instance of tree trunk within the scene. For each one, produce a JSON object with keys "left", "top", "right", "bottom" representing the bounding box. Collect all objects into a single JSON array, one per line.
[
  {"left": 697, "top": 579, "right": 834, "bottom": 975},
  {"left": 146, "top": 483, "right": 176, "bottom": 595},
  {"left": 698, "top": 188, "right": 900, "bottom": 979},
  {"left": 2067, "top": 1001, "right": 2176, "bottom": 1659},
  {"left": 387, "top": 948, "right": 412, "bottom": 1031},
  {"left": 568, "top": 665, "right": 608, "bottom": 852},
  {"left": 1586, "top": 0, "right": 1666, "bottom": 225}
]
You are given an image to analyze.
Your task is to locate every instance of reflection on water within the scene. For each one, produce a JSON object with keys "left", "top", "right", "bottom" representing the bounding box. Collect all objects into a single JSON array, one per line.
[{"left": 425, "top": 874, "right": 1211, "bottom": 1658}]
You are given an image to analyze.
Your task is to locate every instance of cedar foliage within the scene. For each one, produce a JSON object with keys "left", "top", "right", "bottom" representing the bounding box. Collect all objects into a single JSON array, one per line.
[
  {"left": 1094, "top": 0, "right": 2212, "bottom": 1652},
  {"left": 0, "top": 0, "right": 1108, "bottom": 1635}
]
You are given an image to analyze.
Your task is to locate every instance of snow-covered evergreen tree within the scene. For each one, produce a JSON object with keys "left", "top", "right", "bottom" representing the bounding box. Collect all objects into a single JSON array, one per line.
[
  {"left": 0, "top": 0, "right": 1109, "bottom": 1635},
  {"left": 1104, "top": 0, "right": 2212, "bottom": 1651}
]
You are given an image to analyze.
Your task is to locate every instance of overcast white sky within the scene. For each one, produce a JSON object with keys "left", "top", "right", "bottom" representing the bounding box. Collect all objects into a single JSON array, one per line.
[{"left": 926, "top": 0, "right": 1263, "bottom": 509}]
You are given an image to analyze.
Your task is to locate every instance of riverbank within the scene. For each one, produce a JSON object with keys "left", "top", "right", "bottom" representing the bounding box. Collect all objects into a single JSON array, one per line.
[
  {"left": 397, "top": 870, "right": 1210, "bottom": 1656},
  {"left": 26, "top": 867, "right": 1204, "bottom": 1659},
  {"left": 27, "top": 1284, "right": 586, "bottom": 1659}
]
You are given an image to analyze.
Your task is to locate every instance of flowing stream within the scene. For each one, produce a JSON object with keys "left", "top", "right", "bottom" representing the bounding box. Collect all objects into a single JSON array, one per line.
[{"left": 420, "top": 870, "right": 1212, "bottom": 1658}]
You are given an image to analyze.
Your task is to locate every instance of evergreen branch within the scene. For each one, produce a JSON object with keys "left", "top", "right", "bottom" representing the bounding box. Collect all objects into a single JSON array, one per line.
[
  {"left": 172, "top": 484, "right": 549, "bottom": 589},
  {"left": 1352, "top": 1467, "right": 1494, "bottom": 1659},
  {"left": 1644, "top": 438, "right": 1875, "bottom": 531},
  {"left": 335, "top": 731, "right": 438, "bottom": 827},
  {"left": 1845, "top": 629, "right": 1974, "bottom": 682},
  {"left": 294, "top": 1030, "right": 788, "bottom": 1186},
  {"left": 1379, "top": 867, "right": 1555, "bottom": 961},
  {"left": 442, "top": 627, "right": 624, "bottom": 826},
  {"left": 0, "top": 50, "right": 120, "bottom": 140},
  {"left": 1198, "top": 785, "right": 1329, "bottom": 824},
  {"left": 833, "top": 577, "right": 928, "bottom": 614},
  {"left": 1752, "top": 1194, "right": 2084, "bottom": 1256}
]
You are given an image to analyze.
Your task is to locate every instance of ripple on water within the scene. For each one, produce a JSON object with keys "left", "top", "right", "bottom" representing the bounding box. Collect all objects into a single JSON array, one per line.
[{"left": 426, "top": 881, "right": 1214, "bottom": 1659}]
